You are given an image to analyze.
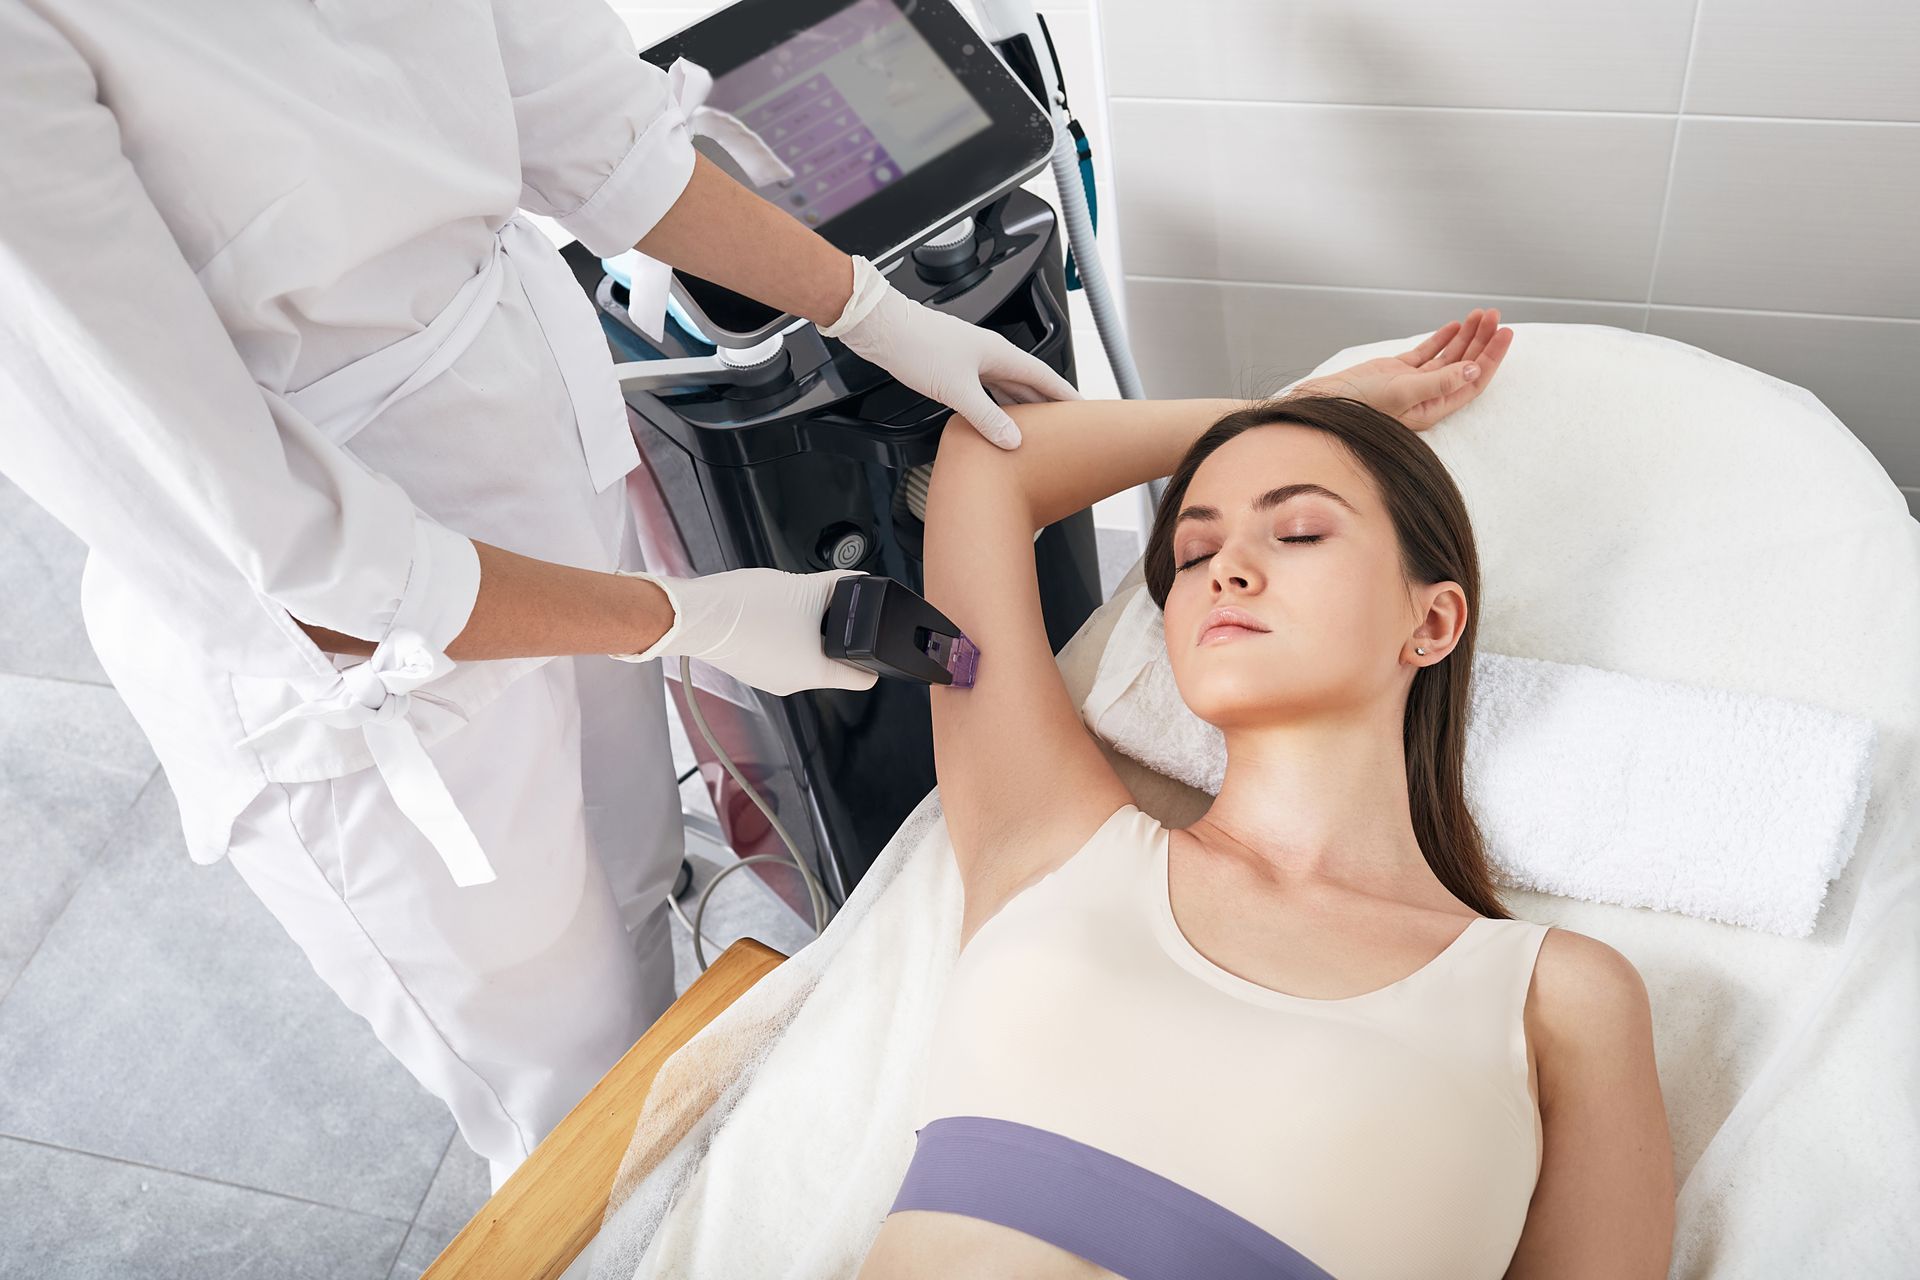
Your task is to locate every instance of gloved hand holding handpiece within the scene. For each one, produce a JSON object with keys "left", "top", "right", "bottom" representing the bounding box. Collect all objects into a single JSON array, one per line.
[{"left": 610, "top": 568, "right": 976, "bottom": 694}]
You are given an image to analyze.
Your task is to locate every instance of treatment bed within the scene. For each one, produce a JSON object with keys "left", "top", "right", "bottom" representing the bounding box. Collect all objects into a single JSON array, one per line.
[{"left": 429, "top": 324, "right": 1920, "bottom": 1279}]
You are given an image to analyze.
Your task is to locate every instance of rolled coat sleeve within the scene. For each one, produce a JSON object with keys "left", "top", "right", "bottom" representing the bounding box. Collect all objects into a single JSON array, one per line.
[
  {"left": 0, "top": 3, "right": 480, "bottom": 672},
  {"left": 489, "top": 0, "right": 700, "bottom": 259}
]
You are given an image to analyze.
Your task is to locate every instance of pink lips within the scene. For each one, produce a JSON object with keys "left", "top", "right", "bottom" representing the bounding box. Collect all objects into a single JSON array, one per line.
[{"left": 1196, "top": 605, "right": 1272, "bottom": 646}]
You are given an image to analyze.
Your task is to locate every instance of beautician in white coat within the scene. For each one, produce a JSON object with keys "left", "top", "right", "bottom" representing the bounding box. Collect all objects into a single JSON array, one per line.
[{"left": 0, "top": 0, "right": 1077, "bottom": 1187}]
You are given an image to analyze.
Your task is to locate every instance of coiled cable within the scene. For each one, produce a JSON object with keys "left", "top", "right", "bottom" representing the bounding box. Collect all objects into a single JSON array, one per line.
[{"left": 668, "top": 654, "right": 832, "bottom": 973}]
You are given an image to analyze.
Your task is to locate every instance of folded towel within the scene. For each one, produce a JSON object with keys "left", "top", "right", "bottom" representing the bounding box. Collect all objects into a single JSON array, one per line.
[{"left": 1081, "top": 583, "right": 1875, "bottom": 938}]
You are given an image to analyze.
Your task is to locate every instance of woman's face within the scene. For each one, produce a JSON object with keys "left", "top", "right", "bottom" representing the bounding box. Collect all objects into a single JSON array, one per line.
[{"left": 1161, "top": 424, "right": 1444, "bottom": 730}]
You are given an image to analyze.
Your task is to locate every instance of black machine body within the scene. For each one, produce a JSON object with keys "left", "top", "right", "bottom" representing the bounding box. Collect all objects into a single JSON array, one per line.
[{"left": 584, "top": 186, "right": 1100, "bottom": 914}]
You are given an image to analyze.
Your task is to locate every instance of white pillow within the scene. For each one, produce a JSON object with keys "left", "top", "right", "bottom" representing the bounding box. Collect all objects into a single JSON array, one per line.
[{"left": 1291, "top": 324, "right": 1912, "bottom": 727}]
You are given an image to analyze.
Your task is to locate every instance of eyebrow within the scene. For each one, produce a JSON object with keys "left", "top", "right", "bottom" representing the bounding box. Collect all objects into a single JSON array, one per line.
[{"left": 1175, "top": 483, "right": 1359, "bottom": 526}]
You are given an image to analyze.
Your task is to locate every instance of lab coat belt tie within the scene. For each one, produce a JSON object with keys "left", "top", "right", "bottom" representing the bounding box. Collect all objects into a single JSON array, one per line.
[
  {"left": 238, "top": 632, "right": 493, "bottom": 887},
  {"left": 259, "top": 214, "right": 643, "bottom": 888}
]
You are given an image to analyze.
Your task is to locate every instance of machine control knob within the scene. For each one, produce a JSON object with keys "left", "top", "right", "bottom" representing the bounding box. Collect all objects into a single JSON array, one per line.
[
  {"left": 911, "top": 216, "right": 979, "bottom": 281},
  {"left": 821, "top": 524, "right": 870, "bottom": 569}
]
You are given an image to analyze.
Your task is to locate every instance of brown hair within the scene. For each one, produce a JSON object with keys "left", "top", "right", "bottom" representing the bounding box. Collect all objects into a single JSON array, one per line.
[{"left": 1143, "top": 395, "right": 1510, "bottom": 920}]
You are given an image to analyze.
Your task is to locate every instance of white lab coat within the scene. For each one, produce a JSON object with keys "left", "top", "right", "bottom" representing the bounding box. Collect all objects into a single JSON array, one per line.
[
  {"left": 1, "top": 0, "right": 701, "bottom": 1174},
  {"left": 0, "top": 0, "right": 695, "bottom": 874}
]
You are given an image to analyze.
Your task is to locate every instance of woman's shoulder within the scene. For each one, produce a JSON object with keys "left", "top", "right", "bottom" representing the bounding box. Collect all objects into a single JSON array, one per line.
[
  {"left": 1531, "top": 927, "right": 1649, "bottom": 1009},
  {"left": 1524, "top": 926, "right": 1656, "bottom": 1080}
]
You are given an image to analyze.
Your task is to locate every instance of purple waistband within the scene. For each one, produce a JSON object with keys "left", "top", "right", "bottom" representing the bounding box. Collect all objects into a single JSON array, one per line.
[{"left": 887, "top": 1115, "right": 1337, "bottom": 1280}]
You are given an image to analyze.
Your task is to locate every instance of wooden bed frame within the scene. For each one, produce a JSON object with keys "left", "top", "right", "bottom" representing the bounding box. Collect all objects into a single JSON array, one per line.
[{"left": 421, "top": 936, "right": 789, "bottom": 1279}]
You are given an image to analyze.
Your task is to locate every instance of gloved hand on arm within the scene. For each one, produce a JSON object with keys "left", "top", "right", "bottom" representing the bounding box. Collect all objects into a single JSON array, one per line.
[{"left": 817, "top": 254, "right": 1079, "bottom": 450}]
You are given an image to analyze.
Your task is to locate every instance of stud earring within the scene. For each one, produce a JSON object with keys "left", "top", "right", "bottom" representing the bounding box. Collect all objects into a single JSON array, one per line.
[{"left": 1415, "top": 647, "right": 1427, "bottom": 655}]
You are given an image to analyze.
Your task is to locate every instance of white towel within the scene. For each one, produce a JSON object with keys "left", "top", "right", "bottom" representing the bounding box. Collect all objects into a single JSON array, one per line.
[{"left": 1082, "top": 583, "right": 1875, "bottom": 939}]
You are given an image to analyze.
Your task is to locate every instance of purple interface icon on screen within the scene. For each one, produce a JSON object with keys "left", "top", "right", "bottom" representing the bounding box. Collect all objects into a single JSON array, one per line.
[{"left": 704, "top": 0, "right": 993, "bottom": 227}]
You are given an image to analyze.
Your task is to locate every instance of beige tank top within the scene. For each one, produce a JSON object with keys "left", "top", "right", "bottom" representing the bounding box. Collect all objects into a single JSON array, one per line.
[{"left": 902, "top": 803, "right": 1550, "bottom": 1280}]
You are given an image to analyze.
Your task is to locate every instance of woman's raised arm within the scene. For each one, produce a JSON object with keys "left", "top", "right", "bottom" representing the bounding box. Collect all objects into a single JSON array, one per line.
[
  {"left": 922, "top": 396, "right": 1242, "bottom": 919},
  {"left": 949, "top": 397, "right": 1246, "bottom": 530},
  {"left": 945, "top": 303, "right": 1510, "bottom": 532}
]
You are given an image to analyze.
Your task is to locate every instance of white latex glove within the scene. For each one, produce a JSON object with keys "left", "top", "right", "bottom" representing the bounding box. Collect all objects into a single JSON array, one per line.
[
  {"left": 817, "top": 254, "right": 1081, "bottom": 449},
  {"left": 611, "top": 568, "right": 879, "bottom": 695}
]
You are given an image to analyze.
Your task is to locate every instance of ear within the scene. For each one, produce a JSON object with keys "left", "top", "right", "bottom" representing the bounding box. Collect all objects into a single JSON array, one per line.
[{"left": 1413, "top": 581, "right": 1470, "bottom": 655}]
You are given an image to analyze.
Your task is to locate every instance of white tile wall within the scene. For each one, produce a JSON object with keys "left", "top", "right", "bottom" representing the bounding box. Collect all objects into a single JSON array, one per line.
[
  {"left": 1110, "top": 101, "right": 1674, "bottom": 299},
  {"left": 1683, "top": 0, "right": 1920, "bottom": 121},
  {"left": 1100, "top": 0, "right": 1696, "bottom": 112},
  {"left": 1651, "top": 118, "right": 1920, "bottom": 319},
  {"left": 1124, "top": 279, "right": 1648, "bottom": 400},
  {"left": 1095, "top": 0, "right": 1920, "bottom": 503}
]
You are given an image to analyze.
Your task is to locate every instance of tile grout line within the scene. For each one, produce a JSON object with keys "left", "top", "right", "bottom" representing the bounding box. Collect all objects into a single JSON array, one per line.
[
  {"left": 1106, "top": 96, "right": 1920, "bottom": 128},
  {"left": 1121, "top": 274, "right": 1920, "bottom": 326},
  {"left": 0, "top": 1130, "right": 415, "bottom": 1229},
  {"left": 386, "top": 1127, "right": 461, "bottom": 1280},
  {"left": 1644, "top": 0, "right": 1710, "bottom": 310},
  {"left": 408, "top": 1128, "right": 460, "bottom": 1230},
  {"left": 0, "top": 765, "right": 162, "bottom": 1009}
]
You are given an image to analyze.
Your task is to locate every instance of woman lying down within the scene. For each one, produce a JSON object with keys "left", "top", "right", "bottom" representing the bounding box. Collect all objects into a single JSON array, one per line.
[{"left": 853, "top": 310, "right": 1675, "bottom": 1280}]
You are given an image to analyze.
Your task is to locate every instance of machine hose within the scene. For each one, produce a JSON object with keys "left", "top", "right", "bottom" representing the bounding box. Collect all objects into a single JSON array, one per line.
[{"left": 1048, "top": 117, "right": 1144, "bottom": 403}]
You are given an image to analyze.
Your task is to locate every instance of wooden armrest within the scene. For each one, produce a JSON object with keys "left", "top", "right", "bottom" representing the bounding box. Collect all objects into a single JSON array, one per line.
[{"left": 423, "top": 936, "right": 789, "bottom": 1280}]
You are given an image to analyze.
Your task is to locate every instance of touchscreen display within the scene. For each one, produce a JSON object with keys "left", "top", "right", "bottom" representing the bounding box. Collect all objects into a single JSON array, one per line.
[{"left": 704, "top": 0, "right": 994, "bottom": 228}]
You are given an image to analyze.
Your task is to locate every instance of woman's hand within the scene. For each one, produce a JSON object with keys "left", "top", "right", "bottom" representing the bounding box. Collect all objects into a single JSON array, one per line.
[{"left": 1297, "top": 307, "right": 1515, "bottom": 432}]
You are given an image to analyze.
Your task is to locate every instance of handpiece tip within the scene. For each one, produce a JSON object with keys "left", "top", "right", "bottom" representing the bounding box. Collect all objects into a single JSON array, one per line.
[{"left": 945, "top": 635, "right": 979, "bottom": 689}]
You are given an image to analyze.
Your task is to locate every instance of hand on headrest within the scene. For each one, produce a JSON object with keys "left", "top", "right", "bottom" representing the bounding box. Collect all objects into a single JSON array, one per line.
[{"left": 1294, "top": 306, "right": 1515, "bottom": 432}]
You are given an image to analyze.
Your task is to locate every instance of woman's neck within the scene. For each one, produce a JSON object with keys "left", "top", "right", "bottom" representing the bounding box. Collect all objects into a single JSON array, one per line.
[{"left": 1193, "top": 718, "right": 1439, "bottom": 903}]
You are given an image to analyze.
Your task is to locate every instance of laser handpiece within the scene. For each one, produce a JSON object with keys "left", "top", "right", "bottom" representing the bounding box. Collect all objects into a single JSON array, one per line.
[{"left": 821, "top": 575, "right": 979, "bottom": 688}]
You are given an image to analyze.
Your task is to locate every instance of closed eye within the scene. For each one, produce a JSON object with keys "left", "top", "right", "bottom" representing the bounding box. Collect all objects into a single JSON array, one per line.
[{"left": 1175, "top": 534, "right": 1322, "bottom": 573}]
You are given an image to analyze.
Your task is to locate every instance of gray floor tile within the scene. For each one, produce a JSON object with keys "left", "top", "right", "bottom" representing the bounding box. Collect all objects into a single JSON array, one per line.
[
  {"left": 391, "top": 1139, "right": 487, "bottom": 1279},
  {"left": 0, "top": 673, "right": 156, "bottom": 997},
  {"left": 0, "top": 1136, "right": 406, "bottom": 1280},
  {"left": 0, "top": 780, "right": 453, "bottom": 1221},
  {"left": 412, "top": 1141, "right": 489, "bottom": 1238},
  {"left": 0, "top": 476, "right": 109, "bottom": 685},
  {"left": 384, "top": 1219, "right": 460, "bottom": 1280}
]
